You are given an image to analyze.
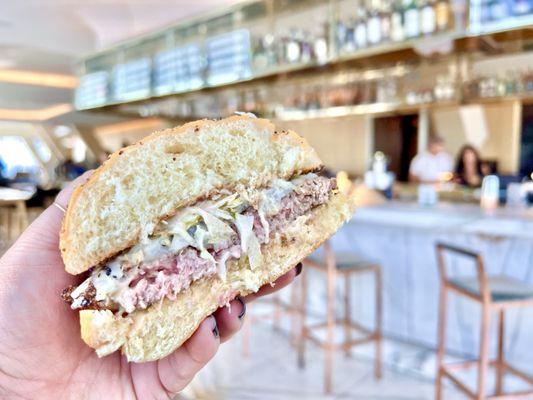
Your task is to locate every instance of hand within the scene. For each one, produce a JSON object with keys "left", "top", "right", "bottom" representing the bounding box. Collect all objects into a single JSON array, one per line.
[{"left": 0, "top": 172, "right": 302, "bottom": 399}]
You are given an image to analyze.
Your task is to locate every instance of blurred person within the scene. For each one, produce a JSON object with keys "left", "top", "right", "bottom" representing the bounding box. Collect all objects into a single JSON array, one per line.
[
  {"left": 0, "top": 156, "right": 8, "bottom": 186},
  {"left": 0, "top": 172, "right": 302, "bottom": 398},
  {"left": 454, "top": 144, "right": 484, "bottom": 187},
  {"left": 409, "top": 136, "right": 453, "bottom": 183},
  {"left": 56, "top": 157, "right": 87, "bottom": 181}
]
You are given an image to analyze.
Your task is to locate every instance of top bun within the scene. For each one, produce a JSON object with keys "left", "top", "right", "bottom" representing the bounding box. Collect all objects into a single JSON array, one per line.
[{"left": 60, "top": 115, "right": 322, "bottom": 275}]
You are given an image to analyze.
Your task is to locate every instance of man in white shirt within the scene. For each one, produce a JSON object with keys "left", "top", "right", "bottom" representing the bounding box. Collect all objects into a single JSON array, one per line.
[{"left": 409, "top": 136, "right": 453, "bottom": 183}]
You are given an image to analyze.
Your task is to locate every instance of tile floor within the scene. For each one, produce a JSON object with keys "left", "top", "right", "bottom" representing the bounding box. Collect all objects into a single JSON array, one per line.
[
  {"left": 177, "top": 309, "right": 469, "bottom": 399},
  {"left": 177, "top": 296, "right": 533, "bottom": 400}
]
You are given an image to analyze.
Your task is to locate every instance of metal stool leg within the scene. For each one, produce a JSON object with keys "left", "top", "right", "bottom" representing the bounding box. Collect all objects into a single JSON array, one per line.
[
  {"left": 273, "top": 293, "right": 281, "bottom": 331},
  {"left": 242, "top": 314, "right": 251, "bottom": 357},
  {"left": 297, "top": 268, "right": 307, "bottom": 369},
  {"left": 290, "top": 280, "right": 299, "bottom": 346},
  {"left": 496, "top": 309, "right": 505, "bottom": 395},
  {"left": 344, "top": 274, "right": 351, "bottom": 358},
  {"left": 324, "top": 260, "right": 336, "bottom": 394},
  {"left": 477, "top": 303, "right": 491, "bottom": 400},
  {"left": 435, "top": 286, "right": 448, "bottom": 400},
  {"left": 375, "top": 266, "right": 383, "bottom": 379}
]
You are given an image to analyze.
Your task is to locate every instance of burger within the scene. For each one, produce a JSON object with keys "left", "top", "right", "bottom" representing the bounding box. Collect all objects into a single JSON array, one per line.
[{"left": 60, "top": 115, "right": 355, "bottom": 362}]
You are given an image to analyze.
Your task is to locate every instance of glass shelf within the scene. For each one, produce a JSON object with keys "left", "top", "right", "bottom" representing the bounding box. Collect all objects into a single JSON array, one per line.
[{"left": 75, "top": 0, "right": 533, "bottom": 111}]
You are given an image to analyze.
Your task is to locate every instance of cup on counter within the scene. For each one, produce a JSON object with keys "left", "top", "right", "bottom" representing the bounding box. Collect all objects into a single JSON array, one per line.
[
  {"left": 418, "top": 184, "right": 438, "bottom": 206},
  {"left": 480, "top": 175, "right": 500, "bottom": 212},
  {"left": 506, "top": 182, "right": 526, "bottom": 208}
]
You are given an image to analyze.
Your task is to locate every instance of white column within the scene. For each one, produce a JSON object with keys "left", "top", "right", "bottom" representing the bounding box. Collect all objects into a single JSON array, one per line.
[
  {"left": 418, "top": 107, "right": 429, "bottom": 154},
  {"left": 364, "top": 115, "right": 375, "bottom": 170}
]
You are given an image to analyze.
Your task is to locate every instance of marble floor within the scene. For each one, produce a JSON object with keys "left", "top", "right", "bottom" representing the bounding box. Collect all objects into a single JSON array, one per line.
[{"left": 178, "top": 309, "right": 469, "bottom": 399}]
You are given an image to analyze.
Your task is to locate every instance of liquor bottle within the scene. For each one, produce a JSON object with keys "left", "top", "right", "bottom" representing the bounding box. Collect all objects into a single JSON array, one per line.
[
  {"left": 313, "top": 24, "right": 329, "bottom": 64},
  {"left": 300, "top": 30, "right": 313, "bottom": 63},
  {"left": 286, "top": 29, "right": 301, "bottom": 64},
  {"left": 391, "top": 0, "right": 405, "bottom": 41},
  {"left": 355, "top": 4, "right": 368, "bottom": 48},
  {"left": 403, "top": 0, "right": 420, "bottom": 38},
  {"left": 367, "top": 0, "right": 382, "bottom": 45},
  {"left": 435, "top": 0, "right": 451, "bottom": 31},
  {"left": 490, "top": 0, "right": 509, "bottom": 21},
  {"left": 344, "top": 18, "right": 357, "bottom": 52},
  {"left": 420, "top": 0, "right": 436, "bottom": 36},
  {"left": 336, "top": 19, "right": 347, "bottom": 52},
  {"left": 277, "top": 32, "right": 288, "bottom": 64},
  {"left": 263, "top": 33, "right": 277, "bottom": 66},
  {"left": 513, "top": 0, "right": 531, "bottom": 16},
  {"left": 480, "top": 0, "right": 491, "bottom": 23},
  {"left": 524, "top": 68, "right": 533, "bottom": 92},
  {"left": 380, "top": 0, "right": 392, "bottom": 43},
  {"left": 252, "top": 36, "right": 268, "bottom": 71}
]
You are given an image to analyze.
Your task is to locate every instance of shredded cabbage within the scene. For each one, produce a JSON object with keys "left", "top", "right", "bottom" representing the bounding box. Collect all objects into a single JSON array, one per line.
[
  {"left": 193, "top": 207, "right": 236, "bottom": 245},
  {"left": 247, "top": 231, "right": 262, "bottom": 269},
  {"left": 235, "top": 214, "right": 254, "bottom": 253},
  {"left": 169, "top": 223, "right": 196, "bottom": 248},
  {"left": 258, "top": 207, "right": 270, "bottom": 243},
  {"left": 170, "top": 235, "right": 189, "bottom": 253},
  {"left": 235, "top": 213, "right": 262, "bottom": 269},
  {"left": 117, "top": 174, "right": 318, "bottom": 277},
  {"left": 193, "top": 225, "right": 216, "bottom": 263},
  {"left": 217, "top": 250, "right": 233, "bottom": 281},
  {"left": 142, "top": 240, "right": 170, "bottom": 263}
]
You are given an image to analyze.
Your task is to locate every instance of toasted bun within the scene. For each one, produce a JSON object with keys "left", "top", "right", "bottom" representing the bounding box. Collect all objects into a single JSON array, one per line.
[
  {"left": 79, "top": 190, "right": 355, "bottom": 362},
  {"left": 60, "top": 115, "right": 322, "bottom": 275}
]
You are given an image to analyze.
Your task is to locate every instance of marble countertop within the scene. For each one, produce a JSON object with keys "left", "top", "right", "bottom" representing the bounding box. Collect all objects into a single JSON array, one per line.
[{"left": 350, "top": 200, "right": 533, "bottom": 240}]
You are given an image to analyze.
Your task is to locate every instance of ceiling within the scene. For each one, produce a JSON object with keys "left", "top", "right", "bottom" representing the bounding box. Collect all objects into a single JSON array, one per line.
[{"left": 0, "top": 0, "right": 244, "bottom": 121}]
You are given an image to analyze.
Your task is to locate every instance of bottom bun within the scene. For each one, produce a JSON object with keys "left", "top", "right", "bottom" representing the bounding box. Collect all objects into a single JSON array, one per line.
[{"left": 79, "top": 190, "right": 355, "bottom": 362}]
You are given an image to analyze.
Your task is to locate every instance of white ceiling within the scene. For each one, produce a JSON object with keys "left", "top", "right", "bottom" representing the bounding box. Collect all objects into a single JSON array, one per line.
[
  {"left": 0, "top": 0, "right": 243, "bottom": 119},
  {"left": 0, "top": 0, "right": 244, "bottom": 72}
]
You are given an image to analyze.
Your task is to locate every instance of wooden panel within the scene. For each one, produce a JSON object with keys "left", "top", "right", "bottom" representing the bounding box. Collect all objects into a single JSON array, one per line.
[
  {"left": 431, "top": 101, "right": 522, "bottom": 174},
  {"left": 274, "top": 115, "right": 369, "bottom": 176}
]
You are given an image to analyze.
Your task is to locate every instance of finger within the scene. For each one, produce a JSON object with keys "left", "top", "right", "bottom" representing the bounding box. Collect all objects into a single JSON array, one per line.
[
  {"left": 18, "top": 171, "right": 94, "bottom": 252},
  {"left": 156, "top": 316, "right": 219, "bottom": 395},
  {"left": 244, "top": 263, "right": 302, "bottom": 303},
  {"left": 213, "top": 297, "right": 246, "bottom": 343}
]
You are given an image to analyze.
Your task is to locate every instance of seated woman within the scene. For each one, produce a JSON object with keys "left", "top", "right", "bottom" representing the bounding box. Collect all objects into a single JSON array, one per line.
[{"left": 454, "top": 145, "right": 484, "bottom": 187}]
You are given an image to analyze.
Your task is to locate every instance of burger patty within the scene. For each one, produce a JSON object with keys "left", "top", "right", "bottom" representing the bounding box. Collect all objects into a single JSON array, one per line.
[{"left": 63, "top": 176, "right": 336, "bottom": 313}]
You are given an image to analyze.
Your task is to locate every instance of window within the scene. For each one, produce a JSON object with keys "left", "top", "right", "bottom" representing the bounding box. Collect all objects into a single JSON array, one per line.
[{"left": 0, "top": 136, "right": 40, "bottom": 179}]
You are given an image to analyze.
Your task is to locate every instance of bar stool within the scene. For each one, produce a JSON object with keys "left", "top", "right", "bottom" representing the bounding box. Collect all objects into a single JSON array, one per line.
[
  {"left": 0, "top": 200, "right": 29, "bottom": 248},
  {"left": 435, "top": 243, "right": 533, "bottom": 399},
  {"left": 298, "top": 241, "right": 382, "bottom": 394}
]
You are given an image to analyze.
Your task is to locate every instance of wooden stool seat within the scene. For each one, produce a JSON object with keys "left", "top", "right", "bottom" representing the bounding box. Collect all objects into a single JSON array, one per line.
[
  {"left": 449, "top": 275, "right": 533, "bottom": 302},
  {"left": 307, "top": 251, "right": 379, "bottom": 271},
  {"left": 298, "top": 241, "right": 382, "bottom": 394}
]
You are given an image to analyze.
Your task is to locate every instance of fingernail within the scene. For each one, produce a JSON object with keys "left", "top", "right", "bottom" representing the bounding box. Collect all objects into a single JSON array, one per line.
[
  {"left": 295, "top": 262, "right": 303, "bottom": 277},
  {"left": 236, "top": 296, "right": 246, "bottom": 320},
  {"left": 212, "top": 318, "right": 219, "bottom": 338}
]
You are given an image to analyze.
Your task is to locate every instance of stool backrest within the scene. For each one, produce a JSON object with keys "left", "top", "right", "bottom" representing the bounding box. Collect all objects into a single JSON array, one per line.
[{"left": 436, "top": 242, "right": 490, "bottom": 302}]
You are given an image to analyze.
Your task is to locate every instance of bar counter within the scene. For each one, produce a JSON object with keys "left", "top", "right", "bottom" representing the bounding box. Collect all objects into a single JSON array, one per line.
[{"left": 313, "top": 200, "right": 533, "bottom": 373}]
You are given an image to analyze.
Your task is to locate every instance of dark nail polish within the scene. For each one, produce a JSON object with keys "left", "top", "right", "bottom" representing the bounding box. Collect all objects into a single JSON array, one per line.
[
  {"left": 295, "top": 262, "right": 303, "bottom": 277},
  {"left": 236, "top": 296, "right": 246, "bottom": 320},
  {"left": 212, "top": 321, "right": 219, "bottom": 338}
]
